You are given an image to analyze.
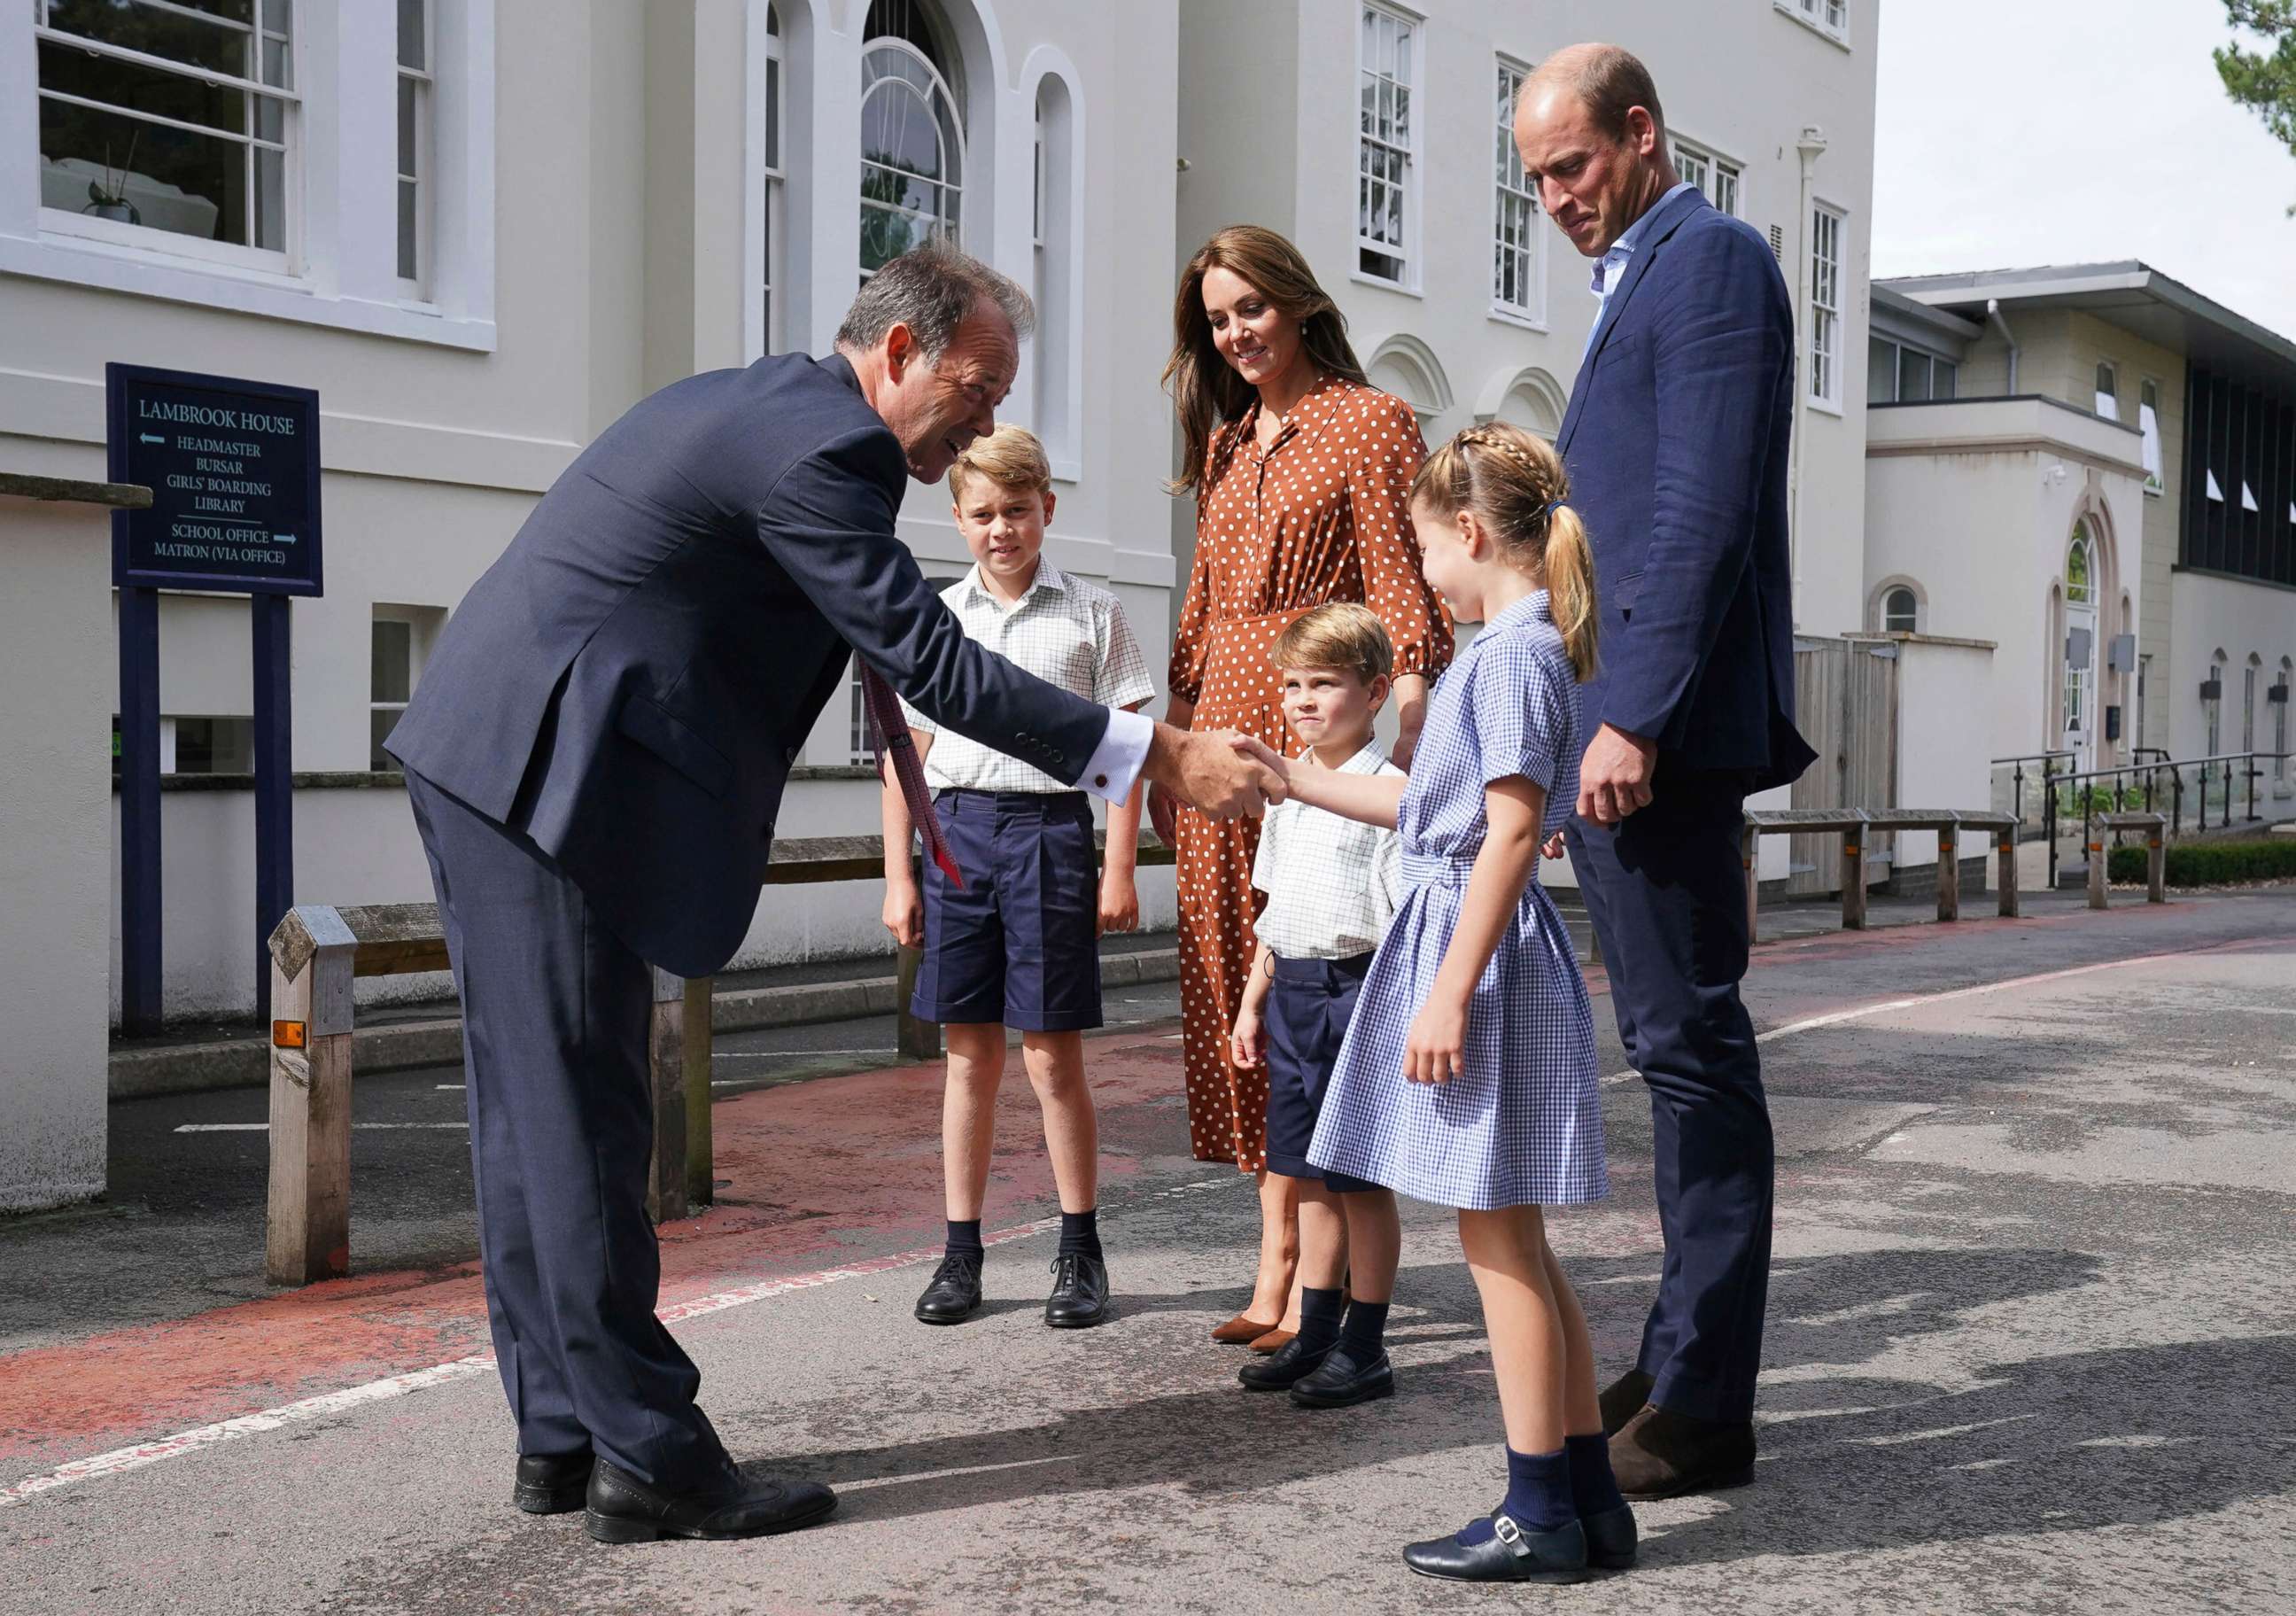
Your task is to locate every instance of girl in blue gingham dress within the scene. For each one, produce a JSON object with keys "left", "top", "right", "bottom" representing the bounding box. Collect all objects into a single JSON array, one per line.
[{"left": 1240, "top": 423, "right": 1631, "bottom": 1585}]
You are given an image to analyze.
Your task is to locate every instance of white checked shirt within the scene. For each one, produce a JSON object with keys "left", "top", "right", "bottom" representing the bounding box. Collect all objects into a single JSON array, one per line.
[
  {"left": 1250, "top": 741, "right": 1405, "bottom": 960},
  {"left": 902, "top": 560, "right": 1156, "bottom": 793}
]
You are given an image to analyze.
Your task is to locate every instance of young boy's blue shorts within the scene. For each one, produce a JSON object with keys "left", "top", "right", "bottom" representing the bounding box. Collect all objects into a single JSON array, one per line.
[
  {"left": 911, "top": 789, "right": 1104, "bottom": 1033},
  {"left": 1263, "top": 952, "right": 1380, "bottom": 1193}
]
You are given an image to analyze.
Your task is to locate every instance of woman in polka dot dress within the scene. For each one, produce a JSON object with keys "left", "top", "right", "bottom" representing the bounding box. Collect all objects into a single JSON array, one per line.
[{"left": 1152, "top": 226, "right": 1453, "bottom": 1347}]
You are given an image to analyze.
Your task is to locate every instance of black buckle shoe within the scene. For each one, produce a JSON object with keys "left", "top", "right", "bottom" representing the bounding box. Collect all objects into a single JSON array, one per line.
[
  {"left": 1583, "top": 1502, "right": 1640, "bottom": 1570},
  {"left": 1238, "top": 1333, "right": 1330, "bottom": 1392},
  {"left": 1402, "top": 1513, "right": 1588, "bottom": 1585},
  {"left": 513, "top": 1449, "right": 594, "bottom": 1514},
  {"left": 914, "top": 1251, "right": 984, "bottom": 1325},
  {"left": 584, "top": 1457, "right": 837, "bottom": 1544},
  {"left": 1287, "top": 1344, "right": 1394, "bottom": 1409},
  {"left": 1043, "top": 1252, "right": 1110, "bottom": 1328}
]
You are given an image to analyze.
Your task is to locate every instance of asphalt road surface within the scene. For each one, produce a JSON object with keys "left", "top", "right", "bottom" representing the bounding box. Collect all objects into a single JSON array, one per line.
[{"left": 3, "top": 891, "right": 2291, "bottom": 1614}]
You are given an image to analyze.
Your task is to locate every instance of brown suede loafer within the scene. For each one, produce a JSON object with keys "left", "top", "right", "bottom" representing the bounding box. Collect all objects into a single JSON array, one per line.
[
  {"left": 1599, "top": 1368, "right": 1656, "bottom": 1437},
  {"left": 1609, "top": 1404, "right": 1757, "bottom": 1500}
]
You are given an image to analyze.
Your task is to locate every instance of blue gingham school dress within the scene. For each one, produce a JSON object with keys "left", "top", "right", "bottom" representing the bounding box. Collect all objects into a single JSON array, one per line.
[{"left": 1307, "top": 589, "right": 1607, "bottom": 1210}]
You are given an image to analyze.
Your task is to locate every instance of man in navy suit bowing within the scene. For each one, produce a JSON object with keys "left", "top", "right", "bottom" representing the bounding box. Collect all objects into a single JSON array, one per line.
[
  {"left": 1516, "top": 46, "right": 1817, "bottom": 1499},
  {"left": 385, "top": 243, "right": 1279, "bottom": 1543}
]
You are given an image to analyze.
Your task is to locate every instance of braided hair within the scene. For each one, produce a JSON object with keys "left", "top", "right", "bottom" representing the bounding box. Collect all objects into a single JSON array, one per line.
[{"left": 1409, "top": 422, "right": 1599, "bottom": 681}]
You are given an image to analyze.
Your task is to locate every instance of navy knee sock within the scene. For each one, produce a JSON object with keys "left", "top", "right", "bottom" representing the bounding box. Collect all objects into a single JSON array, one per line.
[
  {"left": 1456, "top": 1446, "right": 1574, "bottom": 1543},
  {"left": 1057, "top": 1208, "right": 1102, "bottom": 1262},
  {"left": 945, "top": 1218, "right": 984, "bottom": 1259},
  {"left": 1567, "top": 1432, "right": 1625, "bottom": 1519},
  {"left": 1296, "top": 1286, "right": 1346, "bottom": 1354},
  {"left": 1338, "top": 1298, "right": 1390, "bottom": 1360}
]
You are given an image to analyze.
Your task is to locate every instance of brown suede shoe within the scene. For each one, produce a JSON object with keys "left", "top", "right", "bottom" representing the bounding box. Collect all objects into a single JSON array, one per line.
[
  {"left": 1249, "top": 1327, "right": 1298, "bottom": 1355},
  {"left": 1211, "top": 1313, "right": 1280, "bottom": 1345},
  {"left": 1598, "top": 1369, "right": 1655, "bottom": 1437},
  {"left": 1609, "top": 1404, "right": 1757, "bottom": 1500}
]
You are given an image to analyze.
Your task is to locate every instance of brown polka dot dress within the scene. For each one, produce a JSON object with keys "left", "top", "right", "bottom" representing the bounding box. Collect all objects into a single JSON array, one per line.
[{"left": 1167, "top": 373, "right": 1453, "bottom": 1170}]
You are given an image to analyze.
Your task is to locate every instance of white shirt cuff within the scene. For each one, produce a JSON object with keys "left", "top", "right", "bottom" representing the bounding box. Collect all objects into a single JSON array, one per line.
[{"left": 1078, "top": 706, "right": 1153, "bottom": 803}]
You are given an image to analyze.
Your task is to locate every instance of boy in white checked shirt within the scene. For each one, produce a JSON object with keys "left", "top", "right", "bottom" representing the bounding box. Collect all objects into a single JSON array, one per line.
[
  {"left": 1229, "top": 604, "right": 1408, "bottom": 1408},
  {"left": 881, "top": 424, "right": 1154, "bottom": 1332}
]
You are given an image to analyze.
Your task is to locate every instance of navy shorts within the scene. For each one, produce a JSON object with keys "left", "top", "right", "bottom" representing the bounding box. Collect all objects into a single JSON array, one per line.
[
  {"left": 911, "top": 789, "right": 1104, "bottom": 1033},
  {"left": 1263, "top": 952, "right": 1380, "bottom": 1193}
]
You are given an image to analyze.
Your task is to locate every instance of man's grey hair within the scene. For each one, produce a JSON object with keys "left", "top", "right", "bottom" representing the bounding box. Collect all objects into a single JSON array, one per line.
[{"left": 834, "top": 239, "right": 1035, "bottom": 363}]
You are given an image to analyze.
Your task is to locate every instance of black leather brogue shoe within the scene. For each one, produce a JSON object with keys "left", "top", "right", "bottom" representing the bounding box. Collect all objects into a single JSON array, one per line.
[
  {"left": 1401, "top": 1514, "right": 1589, "bottom": 1585},
  {"left": 584, "top": 1457, "right": 836, "bottom": 1544},
  {"left": 1286, "top": 1345, "right": 1394, "bottom": 1409},
  {"left": 913, "top": 1251, "right": 985, "bottom": 1325},
  {"left": 513, "top": 1450, "right": 594, "bottom": 1515},
  {"left": 1043, "top": 1253, "right": 1110, "bottom": 1328}
]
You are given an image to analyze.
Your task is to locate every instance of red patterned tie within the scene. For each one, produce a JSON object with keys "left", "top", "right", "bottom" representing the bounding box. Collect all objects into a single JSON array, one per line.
[{"left": 859, "top": 664, "right": 965, "bottom": 888}]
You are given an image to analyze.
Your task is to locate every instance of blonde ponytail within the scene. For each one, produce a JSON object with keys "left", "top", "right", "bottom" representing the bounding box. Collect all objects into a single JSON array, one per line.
[
  {"left": 1542, "top": 503, "right": 1599, "bottom": 682},
  {"left": 1408, "top": 421, "right": 1600, "bottom": 681}
]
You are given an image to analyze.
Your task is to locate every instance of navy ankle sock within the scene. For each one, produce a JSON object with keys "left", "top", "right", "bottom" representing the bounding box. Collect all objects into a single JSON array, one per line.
[
  {"left": 1056, "top": 1208, "right": 1102, "bottom": 1262},
  {"left": 945, "top": 1218, "right": 983, "bottom": 1259},
  {"left": 1296, "top": 1286, "right": 1346, "bottom": 1354},
  {"left": 1456, "top": 1446, "right": 1574, "bottom": 1543},
  {"left": 1566, "top": 1431, "right": 1625, "bottom": 1519},
  {"left": 1338, "top": 1298, "right": 1390, "bottom": 1360}
]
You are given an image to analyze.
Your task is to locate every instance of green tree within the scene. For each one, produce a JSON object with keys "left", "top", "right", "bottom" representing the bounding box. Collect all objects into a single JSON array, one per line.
[{"left": 2217, "top": 2, "right": 2296, "bottom": 210}]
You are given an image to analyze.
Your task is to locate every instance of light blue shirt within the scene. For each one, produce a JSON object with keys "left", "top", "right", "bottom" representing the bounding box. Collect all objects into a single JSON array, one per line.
[{"left": 1582, "top": 181, "right": 1699, "bottom": 361}]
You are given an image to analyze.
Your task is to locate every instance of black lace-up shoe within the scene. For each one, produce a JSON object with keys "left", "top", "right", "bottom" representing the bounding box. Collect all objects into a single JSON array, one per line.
[
  {"left": 513, "top": 1450, "right": 594, "bottom": 1514},
  {"left": 1402, "top": 1513, "right": 1589, "bottom": 1585},
  {"left": 1043, "top": 1252, "right": 1110, "bottom": 1328},
  {"left": 914, "top": 1251, "right": 984, "bottom": 1325},
  {"left": 1287, "top": 1344, "right": 1394, "bottom": 1409},
  {"left": 584, "top": 1457, "right": 836, "bottom": 1544}
]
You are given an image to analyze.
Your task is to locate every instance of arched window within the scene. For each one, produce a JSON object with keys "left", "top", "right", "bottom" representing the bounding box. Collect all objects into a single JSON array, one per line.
[
  {"left": 2246, "top": 653, "right": 2263, "bottom": 755},
  {"left": 858, "top": 0, "right": 966, "bottom": 282},
  {"left": 2065, "top": 524, "right": 2093, "bottom": 606},
  {"left": 2206, "top": 649, "right": 2227, "bottom": 756},
  {"left": 1882, "top": 587, "right": 1918, "bottom": 633},
  {"left": 1366, "top": 335, "right": 1453, "bottom": 432},
  {"left": 760, "top": 4, "right": 785, "bottom": 353},
  {"left": 1031, "top": 70, "right": 1078, "bottom": 472},
  {"left": 2276, "top": 656, "right": 2291, "bottom": 782}
]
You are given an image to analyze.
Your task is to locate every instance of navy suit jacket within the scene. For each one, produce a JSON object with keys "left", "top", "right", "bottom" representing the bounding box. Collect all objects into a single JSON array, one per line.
[
  {"left": 1559, "top": 188, "right": 1816, "bottom": 793},
  {"left": 386, "top": 354, "right": 1113, "bottom": 977}
]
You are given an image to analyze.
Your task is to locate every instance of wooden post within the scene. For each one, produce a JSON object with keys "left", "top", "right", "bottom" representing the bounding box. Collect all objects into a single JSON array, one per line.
[
  {"left": 684, "top": 975, "right": 714, "bottom": 1208},
  {"left": 1997, "top": 826, "right": 2021, "bottom": 918},
  {"left": 2146, "top": 828, "right": 2167, "bottom": 903},
  {"left": 646, "top": 967, "right": 688, "bottom": 1224},
  {"left": 896, "top": 942, "right": 941, "bottom": 1060},
  {"left": 266, "top": 905, "right": 357, "bottom": 1286},
  {"left": 2087, "top": 839, "right": 2108, "bottom": 909},
  {"left": 1935, "top": 826, "right": 1959, "bottom": 922},
  {"left": 1741, "top": 820, "right": 1761, "bottom": 944},
  {"left": 1840, "top": 823, "right": 1868, "bottom": 930}
]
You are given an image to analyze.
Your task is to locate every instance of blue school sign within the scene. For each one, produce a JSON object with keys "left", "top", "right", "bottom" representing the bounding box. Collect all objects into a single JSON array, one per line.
[{"left": 107, "top": 364, "right": 322, "bottom": 1031}]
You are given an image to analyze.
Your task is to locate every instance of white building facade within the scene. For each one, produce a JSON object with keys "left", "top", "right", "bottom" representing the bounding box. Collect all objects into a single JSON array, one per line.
[{"left": 1, "top": 0, "right": 1886, "bottom": 1083}]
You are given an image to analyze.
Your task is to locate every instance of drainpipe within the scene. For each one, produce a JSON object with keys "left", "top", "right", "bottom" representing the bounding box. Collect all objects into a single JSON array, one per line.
[
  {"left": 1788, "top": 126, "right": 1827, "bottom": 620},
  {"left": 1986, "top": 298, "right": 2020, "bottom": 393}
]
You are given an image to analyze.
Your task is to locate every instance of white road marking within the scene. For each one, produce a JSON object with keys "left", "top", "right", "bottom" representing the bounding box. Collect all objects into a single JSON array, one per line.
[
  {"left": 173, "top": 1123, "right": 469, "bottom": 1133},
  {"left": 0, "top": 1175, "right": 1245, "bottom": 1509},
  {"left": 711, "top": 1048, "right": 896, "bottom": 1059}
]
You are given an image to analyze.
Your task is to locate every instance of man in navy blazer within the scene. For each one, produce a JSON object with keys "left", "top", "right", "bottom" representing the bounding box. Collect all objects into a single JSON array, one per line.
[
  {"left": 1516, "top": 46, "right": 1816, "bottom": 1499},
  {"left": 386, "top": 245, "right": 1277, "bottom": 1543}
]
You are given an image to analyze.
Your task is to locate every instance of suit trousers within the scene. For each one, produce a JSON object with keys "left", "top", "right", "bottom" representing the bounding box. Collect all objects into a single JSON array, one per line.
[
  {"left": 406, "top": 770, "right": 726, "bottom": 1487},
  {"left": 1564, "top": 768, "right": 1772, "bottom": 1424}
]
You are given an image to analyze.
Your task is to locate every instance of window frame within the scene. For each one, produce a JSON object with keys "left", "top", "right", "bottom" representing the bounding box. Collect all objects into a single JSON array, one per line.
[
  {"left": 1488, "top": 53, "right": 1545, "bottom": 329},
  {"left": 1806, "top": 198, "right": 1845, "bottom": 414},
  {"left": 1354, "top": 1, "right": 1422, "bottom": 294},
  {"left": 396, "top": 0, "right": 434, "bottom": 298},
  {"left": 1669, "top": 133, "right": 1742, "bottom": 218},
  {"left": 2137, "top": 376, "right": 2162, "bottom": 495},
  {"left": 3, "top": 1, "right": 501, "bottom": 351},
  {"left": 1775, "top": 0, "right": 1850, "bottom": 47},
  {"left": 857, "top": 35, "right": 966, "bottom": 285},
  {"left": 2093, "top": 360, "right": 2119, "bottom": 423}
]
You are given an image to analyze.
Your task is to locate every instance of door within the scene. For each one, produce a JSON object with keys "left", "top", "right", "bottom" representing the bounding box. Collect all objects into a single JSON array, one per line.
[{"left": 2061, "top": 527, "right": 2098, "bottom": 772}]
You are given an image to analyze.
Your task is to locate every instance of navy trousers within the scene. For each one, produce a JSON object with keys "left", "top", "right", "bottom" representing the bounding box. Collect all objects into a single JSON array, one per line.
[
  {"left": 406, "top": 770, "right": 726, "bottom": 1487},
  {"left": 1565, "top": 767, "right": 1772, "bottom": 1424}
]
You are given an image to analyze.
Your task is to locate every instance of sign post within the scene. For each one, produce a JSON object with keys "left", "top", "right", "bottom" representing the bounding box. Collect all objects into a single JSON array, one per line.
[{"left": 107, "top": 365, "right": 322, "bottom": 1029}]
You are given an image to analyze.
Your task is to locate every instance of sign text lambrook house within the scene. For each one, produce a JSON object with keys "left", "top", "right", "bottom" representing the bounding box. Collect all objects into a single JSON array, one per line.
[{"left": 107, "top": 364, "right": 323, "bottom": 596}]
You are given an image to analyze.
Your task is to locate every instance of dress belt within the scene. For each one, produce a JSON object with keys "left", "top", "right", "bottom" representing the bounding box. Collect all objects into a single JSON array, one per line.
[{"left": 1401, "top": 851, "right": 1476, "bottom": 889}]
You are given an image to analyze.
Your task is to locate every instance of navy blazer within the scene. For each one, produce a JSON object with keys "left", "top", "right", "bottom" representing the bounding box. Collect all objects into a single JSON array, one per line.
[
  {"left": 1559, "top": 188, "right": 1816, "bottom": 793},
  {"left": 386, "top": 354, "right": 1113, "bottom": 977}
]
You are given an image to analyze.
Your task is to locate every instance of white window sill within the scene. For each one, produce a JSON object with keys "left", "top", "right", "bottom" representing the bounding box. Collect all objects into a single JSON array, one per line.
[
  {"left": 1350, "top": 270, "right": 1423, "bottom": 299},
  {"left": 1487, "top": 305, "right": 1550, "bottom": 335},
  {"left": 0, "top": 228, "right": 497, "bottom": 353},
  {"left": 2143, "top": 483, "right": 2164, "bottom": 499},
  {"left": 1772, "top": 2, "right": 1851, "bottom": 49},
  {"left": 1806, "top": 395, "right": 1846, "bottom": 419}
]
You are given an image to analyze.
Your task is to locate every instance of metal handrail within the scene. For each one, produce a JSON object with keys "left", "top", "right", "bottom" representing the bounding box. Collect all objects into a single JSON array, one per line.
[
  {"left": 2039, "top": 750, "right": 2290, "bottom": 887},
  {"left": 1991, "top": 750, "right": 2078, "bottom": 829},
  {"left": 1990, "top": 750, "right": 2077, "bottom": 765}
]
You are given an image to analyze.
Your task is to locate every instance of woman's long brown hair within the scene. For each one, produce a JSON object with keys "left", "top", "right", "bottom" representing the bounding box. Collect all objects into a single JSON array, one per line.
[{"left": 1161, "top": 225, "right": 1370, "bottom": 496}]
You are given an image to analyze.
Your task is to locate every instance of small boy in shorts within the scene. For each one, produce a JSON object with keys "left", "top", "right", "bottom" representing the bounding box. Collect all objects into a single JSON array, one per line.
[
  {"left": 880, "top": 423, "right": 1154, "bottom": 1330},
  {"left": 1229, "top": 603, "right": 1408, "bottom": 1406}
]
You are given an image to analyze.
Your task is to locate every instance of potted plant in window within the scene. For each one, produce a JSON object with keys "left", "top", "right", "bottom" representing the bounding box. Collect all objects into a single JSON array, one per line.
[{"left": 81, "top": 133, "right": 142, "bottom": 225}]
